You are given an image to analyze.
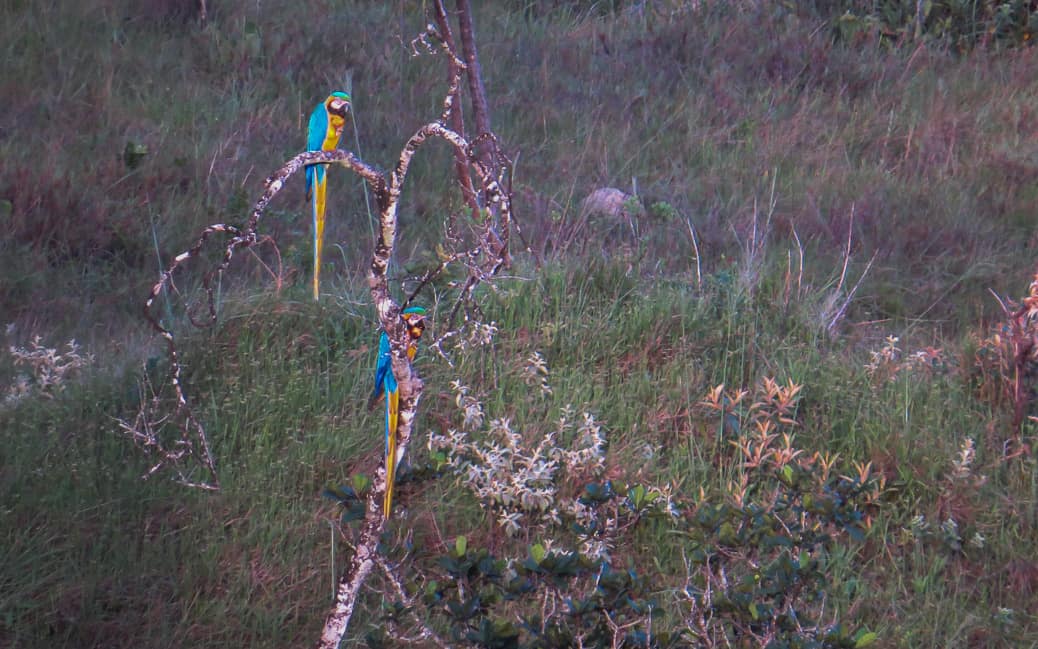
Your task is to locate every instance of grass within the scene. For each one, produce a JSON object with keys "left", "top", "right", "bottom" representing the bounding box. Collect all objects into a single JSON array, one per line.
[{"left": 3, "top": 0, "right": 1038, "bottom": 647}]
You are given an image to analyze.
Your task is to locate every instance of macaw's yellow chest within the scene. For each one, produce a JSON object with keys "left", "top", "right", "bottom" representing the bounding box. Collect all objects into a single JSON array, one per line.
[{"left": 325, "top": 114, "right": 346, "bottom": 147}]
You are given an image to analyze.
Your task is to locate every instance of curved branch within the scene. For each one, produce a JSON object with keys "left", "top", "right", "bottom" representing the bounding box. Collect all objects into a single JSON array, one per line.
[
  {"left": 139, "top": 149, "right": 386, "bottom": 491},
  {"left": 431, "top": 0, "right": 480, "bottom": 217}
]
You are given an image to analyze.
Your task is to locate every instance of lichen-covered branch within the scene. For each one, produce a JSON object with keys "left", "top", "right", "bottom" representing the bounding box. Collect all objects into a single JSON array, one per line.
[
  {"left": 132, "top": 150, "right": 386, "bottom": 490},
  {"left": 431, "top": 0, "right": 480, "bottom": 217},
  {"left": 320, "top": 18, "right": 513, "bottom": 649},
  {"left": 131, "top": 6, "right": 513, "bottom": 647}
]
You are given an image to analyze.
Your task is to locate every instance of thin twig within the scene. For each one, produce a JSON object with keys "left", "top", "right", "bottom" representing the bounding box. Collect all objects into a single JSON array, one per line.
[
  {"left": 376, "top": 557, "right": 451, "bottom": 649},
  {"left": 686, "top": 218, "right": 702, "bottom": 290},
  {"left": 827, "top": 251, "right": 877, "bottom": 333}
]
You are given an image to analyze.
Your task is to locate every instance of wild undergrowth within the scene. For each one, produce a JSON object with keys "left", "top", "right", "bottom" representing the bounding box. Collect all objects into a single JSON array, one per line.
[
  {"left": 3, "top": 0, "right": 1038, "bottom": 647},
  {"left": 4, "top": 256, "right": 1038, "bottom": 647}
]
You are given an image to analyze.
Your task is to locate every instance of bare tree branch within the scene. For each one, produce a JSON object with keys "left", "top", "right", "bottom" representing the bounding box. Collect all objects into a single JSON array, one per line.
[
  {"left": 377, "top": 556, "right": 452, "bottom": 649},
  {"left": 134, "top": 9, "right": 514, "bottom": 648},
  {"left": 455, "top": 0, "right": 492, "bottom": 136},
  {"left": 133, "top": 150, "right": 389, "bottom": 491},
  {"left": 320, "top": 25, "right": 513, "bottom": 649},
  {"left": 432, "top": 0, "right": 480, "bottom": 218}
]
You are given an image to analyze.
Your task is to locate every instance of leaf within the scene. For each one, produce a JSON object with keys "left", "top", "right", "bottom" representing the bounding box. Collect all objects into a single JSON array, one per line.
[
  {"left": 123, "top": 140, "right": 149, "bottom": 169},
  {"left": 477, "top": 555, "right": 501, "bottom": 578},
  {"left": 718, "top": 521, "right": 738, "bottom": 545},
  {"left": 321, "top": 486, "right": 349, "bottom": 502},
  {"left": 628, "top": 484, "right": 647, "bottom": 509},
  {"left": 352, "top": 473, "right": 371, "bottom": 493},
  {"left": 854, "top": 630, "right": 878, "bottom": 648},
  {"left": 723, "top": 413, "right": 740, "bottom": 435},
  {"left": 580, "top": 481, "right": 616, "bottom": 505},
  {"left": 342, "top": 502, "right": 366, "bottom": 523},
  {"left": 530, "top": 543, "right": 546, "bottom": 565},
  {"left": 455, "top": 535, "right": 467, "bottom": 557},
  {"left": 845, "top": 524, "right": 866, "bottom": 543},
  {"left": 781, "top": 464, "right": 794, "bottom": 484},
  {"left": 748, "top": 602, "right": 759, "bottom": 620}
]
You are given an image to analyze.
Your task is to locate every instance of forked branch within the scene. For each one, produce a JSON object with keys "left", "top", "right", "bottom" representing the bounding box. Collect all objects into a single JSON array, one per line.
[{"left": 132, "top": 11, "right": 511, "bottom": 648}]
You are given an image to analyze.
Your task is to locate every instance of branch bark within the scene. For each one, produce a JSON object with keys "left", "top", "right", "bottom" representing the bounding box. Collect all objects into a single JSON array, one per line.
[
  {"left": 139, "top": 12, "right": 514, "bottom": 648},
  {"left": 455, "top": 0, "right": 492, "bottom": 136},
  {"left": 433, "top": 0, "right": 480, "bottom": 218},
  {"left": 321, "top": 120, "right": 504, "bottom": 649},
  {"left": 138, "top": 150, "right": 386, "bottom": 491}
]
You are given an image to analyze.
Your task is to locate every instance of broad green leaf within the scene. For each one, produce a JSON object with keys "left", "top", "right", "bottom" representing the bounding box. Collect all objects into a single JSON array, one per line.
[
  {"left": 629, "top": 484, "right": 646, "bottom": 508},
  {"left": 530, "top": 543, "right": 546, "bottom": 565}
]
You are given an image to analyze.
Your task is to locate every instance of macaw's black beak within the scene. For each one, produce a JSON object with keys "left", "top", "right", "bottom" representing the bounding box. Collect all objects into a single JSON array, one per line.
[
  {"left": 328, "top": 100, "right": 350, "bottom": 118},
  {"left": 405, "top": 316, "right": 426, "bottom": 340}
]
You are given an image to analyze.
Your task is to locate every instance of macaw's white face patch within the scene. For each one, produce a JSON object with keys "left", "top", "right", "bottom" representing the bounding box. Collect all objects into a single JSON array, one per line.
[
  {"left": 404, "top": 314, "right": 426, "bottom": 340},
  {"left": 328, "top": 97, "right": 350, "bottom": 118}
]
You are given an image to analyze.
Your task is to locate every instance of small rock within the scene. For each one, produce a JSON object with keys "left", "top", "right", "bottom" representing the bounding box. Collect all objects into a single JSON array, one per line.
[{"left": 580, "top": 187, "right": 645, "bottom": 221}]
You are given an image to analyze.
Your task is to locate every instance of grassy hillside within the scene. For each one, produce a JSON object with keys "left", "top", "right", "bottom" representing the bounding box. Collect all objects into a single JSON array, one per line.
[{"left": 2, "top": 1, "right": 1038, "bottom": 647}]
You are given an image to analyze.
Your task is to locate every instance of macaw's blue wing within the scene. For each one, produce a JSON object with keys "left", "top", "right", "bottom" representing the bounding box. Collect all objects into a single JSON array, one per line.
[
  {"left": 368, "top": 332, "right": 392, "bottom": 411},
  {"left": 367, "top": 330, "right": 401, "bottom": 518},
  {"left": 370, "top": 330, "right": 400, "bottom": 520},
  {"left": 306, "top": 102, "right": 330, "bottom": 301},
  {"left": 305, "top": 103, "right": 329, "bottom": 200}
]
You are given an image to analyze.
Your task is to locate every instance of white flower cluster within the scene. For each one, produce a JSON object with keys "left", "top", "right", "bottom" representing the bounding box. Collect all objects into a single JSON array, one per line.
[
  {"left": 940, "top": 517, "right": 961, "bottom": 546},
  {"left": 865, "top": 334, "right": 946, "bottom": 381},
  {"left": 6, "top": 336, "right": 94, "bottom": 403},
  {"left": 428, "top": 384, "right": 607, "bottom": 538},
  {"left": 561, "top": 409, "right": 607, "bottom": 475},
  {"left": 451, "top": 380, "right": 485, "bottom": 431},
  {"left": 950, "top": 437, "right": 976, "bottom": 481},
  {"left": 468, "top": 321, "right": 499, "bottom": 347},
  {"left": 906, "top": 514, "right": 928, "bottom": 538},
  {"left": 521, "top": 351, "right": 552, "bottom": 396},
  {"left": 863, "top": 335, "right": 903, "bottom": 382}
]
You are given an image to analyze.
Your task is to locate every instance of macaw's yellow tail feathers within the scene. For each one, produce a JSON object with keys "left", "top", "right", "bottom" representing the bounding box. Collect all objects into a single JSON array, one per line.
[
  {"left": 384, "top": 389, "right": 400, "bottom": 520},
  {"left": 384, "top": 432, "right": 397, "bottom": 519},
  {"left": 312, "top": 178, "right": 327, "bottom": 301}
]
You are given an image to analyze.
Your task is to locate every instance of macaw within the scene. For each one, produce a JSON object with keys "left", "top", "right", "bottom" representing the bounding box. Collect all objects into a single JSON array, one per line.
[
  {"left": 368, "top": 306, "right": 427, "bottom": 519},
  {"left": 305, "top": 91, "right": 351, "bottom": 301}
]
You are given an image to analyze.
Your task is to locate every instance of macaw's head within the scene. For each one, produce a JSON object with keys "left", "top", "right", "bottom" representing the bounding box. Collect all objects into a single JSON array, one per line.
[
  {"left": 401, "top": 306, "right": 427, "bottom": 342},
  {"left": 326, "top": 92, "right": 352, "bottom": 119}
]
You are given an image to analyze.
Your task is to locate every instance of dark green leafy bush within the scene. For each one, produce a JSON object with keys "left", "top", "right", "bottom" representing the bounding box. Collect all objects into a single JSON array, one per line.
[{"left": 834, "top": 0, "right": 1037, "bottom": 49}]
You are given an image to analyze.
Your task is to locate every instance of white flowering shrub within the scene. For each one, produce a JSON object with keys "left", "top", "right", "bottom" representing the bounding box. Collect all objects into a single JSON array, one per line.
[
  {"left": 367, "top": 375, "right": 885, "bottom": 649},
  {"left": 950, "top": 436, "right": 978, "bottom": 482},
  {"left": 520, "top": 351, "right": 552, "bottom": 396},
  {"left": 6, "top": 335, "right": 93, "bottom": 403},
  {"left": 428, "top": 381, "right": 613, "bottom": 538},
  {"left": 865, "top": 335, "right": 946, "bottom": 384}
]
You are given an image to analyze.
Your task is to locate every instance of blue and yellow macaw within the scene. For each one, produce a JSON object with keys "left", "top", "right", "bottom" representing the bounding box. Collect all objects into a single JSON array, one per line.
[
  {"left": 305, "top": 91, "right": 351, "bottom": 301},
  {"left": 368, "top": 306, "right": 427, "bottom": 519}
]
